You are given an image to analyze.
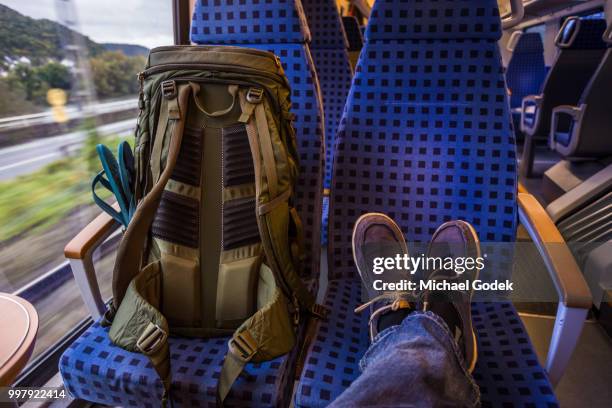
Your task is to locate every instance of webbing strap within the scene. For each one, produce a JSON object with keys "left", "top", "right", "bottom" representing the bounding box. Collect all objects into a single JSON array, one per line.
[
  {"left": 254, "top": 102, "right": 279, "bottom": 199},
  {"left": 137, "top": 323, "right": 172, "bottom": 407},
  {"left": 218, "top": 331, "right": 257, "bottom": 404},
  {"left": 238, "top": 90, "right": 278, "bottom": 199},
  {"left": 112, "top": 83, "right": 190, "bottom": 310},
  {"left": 150, "top": 98, "right": 170, "bottom": 184}
]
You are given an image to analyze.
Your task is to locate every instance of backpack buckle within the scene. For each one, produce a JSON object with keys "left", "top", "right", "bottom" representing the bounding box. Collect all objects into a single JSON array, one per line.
[
  {"left": 229, "top": 331, "right": 257, "bottom": 362},
  {"left": 246, "top": 87, "right": 264, "bottom": 104},
  {"left": 161, "top": 80, "right": 177, "bottom": 99},
  {"left": 310, "top": 303, "right": 329, "bottom": 320},
  {"left": 136, "top": 322, "right": 168, "bottom": 355}
]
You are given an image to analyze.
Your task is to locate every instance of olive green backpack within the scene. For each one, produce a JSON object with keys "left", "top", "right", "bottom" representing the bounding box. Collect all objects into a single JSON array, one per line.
[{"left": 103, "top": 45, "right": 325, "bottom": 406}]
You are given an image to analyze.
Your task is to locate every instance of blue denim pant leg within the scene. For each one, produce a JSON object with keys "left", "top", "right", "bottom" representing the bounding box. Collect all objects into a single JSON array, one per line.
[{"left": 329, "top": 311, "right": 480, "bottom": 408}]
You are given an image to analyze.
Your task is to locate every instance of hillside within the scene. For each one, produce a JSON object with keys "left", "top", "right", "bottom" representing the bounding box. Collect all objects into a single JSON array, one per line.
[
  {"left": 0, "top": 4, "right": 148, "bottom": 68},
  {"left": 102, "top": 43, "right": 149, "bottom": 57}
]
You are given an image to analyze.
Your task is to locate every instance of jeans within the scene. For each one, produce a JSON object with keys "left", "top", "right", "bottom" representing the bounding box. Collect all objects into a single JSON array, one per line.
[{"left": 329, "top": 311, "right": 480, "bottom": 408}]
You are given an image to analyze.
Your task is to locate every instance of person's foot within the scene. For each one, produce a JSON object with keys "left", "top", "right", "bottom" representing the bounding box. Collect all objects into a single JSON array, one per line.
[
  {"left": 352, "top": 213, "right": 414, "bottom": 341},
  {"left": 421, "top": 220, "right": 481, "bottom": 372}
]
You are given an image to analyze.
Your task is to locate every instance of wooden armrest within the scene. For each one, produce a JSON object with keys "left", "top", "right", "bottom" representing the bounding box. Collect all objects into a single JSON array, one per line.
[
  {"left": 518, "top": 193, "right": 592, "bottom": 309},
  {"left": 64, "top": 203, "right": 121, "bottom": 260}
]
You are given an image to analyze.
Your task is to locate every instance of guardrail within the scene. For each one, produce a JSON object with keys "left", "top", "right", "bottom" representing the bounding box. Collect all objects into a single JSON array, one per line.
[{"left": 0, "top": 99, "right": 139, "bottom": 149}]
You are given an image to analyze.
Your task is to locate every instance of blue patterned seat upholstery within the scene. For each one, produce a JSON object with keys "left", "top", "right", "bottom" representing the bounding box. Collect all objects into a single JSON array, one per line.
[
  {"left": 60, "top": 322, "right": 299, "bottom": 407},
  {"left": 61, "top": 2, "right": 323, "bottom": 407},
  {"left": 296, "top": 280, "right": 558, "bottom": 407},
  {"left": 506, "top": 33, "right": 546, "bottom": 109},
  {"left": 296, "top": 0, "right": 559, "bottom": 406},
  {"left": 302, "top": 0, "right": 353, "bottom": 191}
]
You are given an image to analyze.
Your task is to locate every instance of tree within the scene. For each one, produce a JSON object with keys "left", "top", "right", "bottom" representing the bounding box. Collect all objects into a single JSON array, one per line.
[
  {"left": 36, "top": 62, "right": 71, "bottom": 90},
  {"left": 90, "top": 51, "right": 145, "bottom": 99},
  {"left": 5, "top": 61, "right": 71, "bottom": 105}
]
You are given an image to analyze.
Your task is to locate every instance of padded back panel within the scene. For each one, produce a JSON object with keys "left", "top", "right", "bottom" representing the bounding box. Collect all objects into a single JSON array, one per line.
[
  {"left": 329, "top": 0, "right": 518, "bottom": 280},
  {"left": 535, "top": 19, "right": 607, "bottom": 137},
  {"left": 303, "top": 0, "right": 353, "bottom": 189},
  {"left": 506, "top": 33, "right": 546, "bottom": 108},
  {"left": 342, "top": 16, "right": 364, "bottom": 52},
  {"left": 191, "top": 0, "right": 323, "bottom": 279}
]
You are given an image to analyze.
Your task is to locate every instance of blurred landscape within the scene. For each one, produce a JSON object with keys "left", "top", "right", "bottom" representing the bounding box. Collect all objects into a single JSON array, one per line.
[{"left": 0, "top": 3, "right": 146, "bottom": 358}]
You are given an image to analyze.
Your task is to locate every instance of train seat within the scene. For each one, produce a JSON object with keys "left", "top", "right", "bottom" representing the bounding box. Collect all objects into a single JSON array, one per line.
[
  {"left": 505, "top": 32, "right": 546, "bottom": 141},
  {"left": 303, "top": 0, "right": 353, "bottom": 192},
  {"left": 519, "top": 17, "right": 607, "bottom": 177},
  {"left": 60, "top": 1, "right": 323, "bottom": 406},
  {"left": 295, "top": 0, "right": 591, "bottom": 406},
  {"left": 544, "top": 23, "right": 612, "bottom": 196},
  {"left": 507, "top": 33, "right": 547, "bottom": 110},
  {"left": 302, "top": 0, "right": 354, "bottom": 245}
]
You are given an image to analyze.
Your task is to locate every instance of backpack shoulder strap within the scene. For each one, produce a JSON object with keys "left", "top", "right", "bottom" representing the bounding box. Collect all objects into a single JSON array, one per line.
[
  {"left": 112, "top": 81, "right": 191, "bottom": 309},
  {"left": 107, "top": 81, "right": 192, "bottom": 407}
]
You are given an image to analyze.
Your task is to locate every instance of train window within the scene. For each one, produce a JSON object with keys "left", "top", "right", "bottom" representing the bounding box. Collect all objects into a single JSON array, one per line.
[{"left": 0, "top": 0, "right": 171, "bottom": 361}]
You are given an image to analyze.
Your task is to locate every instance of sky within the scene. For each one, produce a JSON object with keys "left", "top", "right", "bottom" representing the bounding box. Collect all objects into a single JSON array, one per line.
[{"left": 1, "top": 0, "right": 173, "bottom": 49}]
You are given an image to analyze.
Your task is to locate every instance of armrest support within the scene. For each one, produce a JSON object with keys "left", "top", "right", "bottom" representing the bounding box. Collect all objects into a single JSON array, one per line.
[
  {"left": 518, "top": 193, "right": 592, "bottom": 386},
  {"left": 64, "top": 203, "right": 121, "bottom": 319},
  {"left": 518, "top": 193, "right": 591, "bottom": 308},
  {"left": 520, "top": 94, "right": 543, "bottom": 136},
  {"left": 550, "top": 104, "right": 584, "bottom": 156}
]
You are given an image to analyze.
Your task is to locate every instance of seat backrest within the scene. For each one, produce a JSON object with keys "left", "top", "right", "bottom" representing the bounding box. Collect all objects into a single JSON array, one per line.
[
  {"left": 190, "top": 0, "right": 323, "bottom": 280},
  {"left": 535, "top": 17, "right": 607, "bottom": 137},
  {"left": 329, "top": 0, "right": 517, "bottom": 280},
  {"left": 566, "top": 29, "right": 612, "bottom": 158},
  {"left": 342, "top": 16, "right": 364, "bottom": 52},
  {"left": 303, "top": 0, "right": 353, "bottom": 190},
  {"left": 506, "top": 33, "right": 546, "bottom": 108}
]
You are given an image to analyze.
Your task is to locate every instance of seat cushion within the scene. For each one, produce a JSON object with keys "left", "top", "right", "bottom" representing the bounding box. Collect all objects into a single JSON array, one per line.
[
  {"left": 61, "top": 273, "right": 318, "bottom": 407},
  {"left": 295, "top": 279, "right": 559, "bottom": 407},
  {"left": 60, "top": 322, "right": 299, "bottom": 408}
]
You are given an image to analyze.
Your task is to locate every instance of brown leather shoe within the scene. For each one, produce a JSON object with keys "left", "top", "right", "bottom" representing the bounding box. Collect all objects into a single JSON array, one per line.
[
  {"left": 352, "top": 213, "right": 413, "bottom": 341},
  {"left": 421, "top": 220, "right": 481, "bottom": 373}
]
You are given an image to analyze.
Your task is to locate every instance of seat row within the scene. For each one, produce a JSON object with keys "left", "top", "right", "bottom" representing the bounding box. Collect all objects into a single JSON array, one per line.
[{"left": 509, "top": 17, "right": 612, "bottom": 180}]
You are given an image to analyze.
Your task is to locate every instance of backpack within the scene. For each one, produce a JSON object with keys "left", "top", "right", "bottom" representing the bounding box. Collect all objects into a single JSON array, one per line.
[{"left": 102, "top": 45, "right": 326, "bottom": 406}]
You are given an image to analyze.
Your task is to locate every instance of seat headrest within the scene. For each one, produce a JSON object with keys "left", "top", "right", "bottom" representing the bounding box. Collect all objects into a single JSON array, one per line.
[
  {"left": 302, "top": 0, "right": 348, "bottom": 49},
  {"left": 190, "top": 0, "right": 311, "bottom": 45},
  {"left": 555, "top": 17, "right": 607, "bottom": 50},
  {"left": 514, "top": 33, "right": 544, "bottom": 54},
  {"left": 365, "top": 0, "right": 502, "bottom": 42}
]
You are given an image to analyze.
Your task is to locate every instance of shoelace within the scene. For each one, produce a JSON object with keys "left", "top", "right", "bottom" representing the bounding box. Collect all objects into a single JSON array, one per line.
[{"left": 354, "top": 292, "right": 417, "bottom": 314}]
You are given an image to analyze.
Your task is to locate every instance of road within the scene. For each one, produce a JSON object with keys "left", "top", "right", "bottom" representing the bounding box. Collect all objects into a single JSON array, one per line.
[
  {"left": 0, "top": 119, "right": 136, "bottom": 181},
  {"left": 0, "top": 99, "right": 137, "bottom": 131}
]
